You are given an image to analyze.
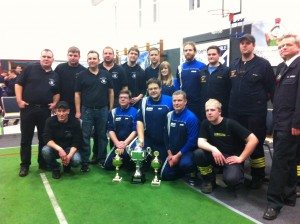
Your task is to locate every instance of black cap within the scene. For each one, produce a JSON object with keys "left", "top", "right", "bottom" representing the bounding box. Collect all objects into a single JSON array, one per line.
[
  {"left": 239, "top": 34, "right": 255, "bottom": 44},
  {"left": 55, "top": 101, "right": 70, "bottom": 109}
]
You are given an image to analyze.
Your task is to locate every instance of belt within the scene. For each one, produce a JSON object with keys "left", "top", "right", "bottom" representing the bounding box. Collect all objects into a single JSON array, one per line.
[{"left": 26, "top": 104, "right": 49, "bottom": 108}]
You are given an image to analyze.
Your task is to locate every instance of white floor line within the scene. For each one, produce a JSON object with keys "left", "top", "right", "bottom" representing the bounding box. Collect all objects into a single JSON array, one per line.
[
  {"left": 187, "top": 183, "right": 263, "bottom": 224},
  {"left": 40, "top": 173, "right": 68, "bottom": 224}
]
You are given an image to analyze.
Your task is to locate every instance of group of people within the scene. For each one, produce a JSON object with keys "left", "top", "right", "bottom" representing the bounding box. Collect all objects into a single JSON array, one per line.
[{"left": 13, "top": 33, "right": 300, "bottom": 221}]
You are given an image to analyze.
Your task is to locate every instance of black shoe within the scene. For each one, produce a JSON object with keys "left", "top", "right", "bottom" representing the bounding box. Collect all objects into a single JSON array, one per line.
[
  {"left": 284, "top": 199, "right": 296, "bottom": 207},
  {"left": 80, "top": 165, "right": 90, "bottom": 172},
  {"left": 19, "top": 167, "right": 29, "bottom": 177},
  {"left": 247, "top": 177, "right": 263, "bottom": 189},
  {"left": 52, "top": 170, "right": 61, "bottom": 179},
  {"left": 63, "top": 165, "right": 71, "bottom": 173},
  {"left": 201, "top": 181, "right": 213, "bottom": 194},
  {"left": 263, "top": 207, "right": 279, "bottom": 220}
]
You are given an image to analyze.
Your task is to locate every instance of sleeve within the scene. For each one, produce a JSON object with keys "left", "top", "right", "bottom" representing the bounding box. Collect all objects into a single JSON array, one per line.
[
  {"left": 132, "top": 110, "right": 138, "bottom": 131},
  {"left": 176, "top": 66, "right": 181, "bottom": 88},
  {"left": 107, "top": 111, "right": 114, "bottom": 132},
  {"left": 263, "top": 60, "right": 276, "bottom": 101},
  {"left": 16, "top": 64, "right": 31, "bottom": 86},
  {"left": 74, "top": 71, "right": 82, "bottom": 92},
  {"left": 180, "top": 116, "right": 199, "bottom": 154},
  {"left": 229, "top": 119, "right": 251, "bottom": 140},
  {"left": 198, "top": 120, "right": 209, "bottom": 139},
  {"left": 292, "top": 69, "right": 300, "bottom": 129},
  {"left": 173, "top": 78, "right": 180, "bottom": 91},
  {"left": 137, "top": 68, "right": 146, "bottom": 96},
  {"left": 163, "top": 114, "right": 170, "bottom": 149}
]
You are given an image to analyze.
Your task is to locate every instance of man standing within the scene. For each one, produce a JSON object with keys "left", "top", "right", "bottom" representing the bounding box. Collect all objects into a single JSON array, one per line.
[
  {"left": 199, "top": 45, "right": 231, "bottom": 121},
  {"left": 122, "top": 46, "right": 146, "bottom": 108},
  {"left": 161, "top": 90, "right": 199, "bottom": 180},
  {"left": 263, "top": 34, "right": 300, "bottom": 220},
  {"left": 177, "top": 41, "right": 205, "bottom": 120},
  {"left": 75, "top": 50, "right": 114, "bottom": 172},
  {"left": 194, "top": 99, "right": 258, "bottom": 194},
  {"left": 15, "top": 49, "right": 60, "bottom": 177},
  {"left": 145, "top": 47, "right": 160, "bottom": 80},
  {"left": 134, "top": 78, "right": 173, "bottom": 162},
  {"left": 54, "top": 46, "right": 86, "bottom": 117},
  {"left": 228, "top": 34, "right": 275, "bottom": 189},
  {"left": 104, "top": 89, "right": 137, "bottom": 170},
  {"left": 42, "top": 101, "right": 82, "bottom": 179}
]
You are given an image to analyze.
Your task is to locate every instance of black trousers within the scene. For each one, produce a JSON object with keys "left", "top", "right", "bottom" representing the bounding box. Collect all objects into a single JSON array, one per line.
[
  {"left": 20, "top": 106, "right": 51, "bottom": 168},
  {"left": 267, "top": 131, "right": 299, "bottom": 210},
  {"left": 229, "top": 113, "right": 266, "bottom": 178}
]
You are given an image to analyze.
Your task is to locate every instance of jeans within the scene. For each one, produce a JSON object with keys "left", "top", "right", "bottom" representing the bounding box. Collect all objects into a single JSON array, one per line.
[
  {"left": 81, "top": 106, "right": 108, "bottom": 165},
  {"left": 42, "top": 146, "right": 81, "bottom": 170}
]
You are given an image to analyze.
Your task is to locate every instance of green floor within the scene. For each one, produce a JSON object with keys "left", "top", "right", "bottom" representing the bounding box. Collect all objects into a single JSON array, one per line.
[{"left": 0, "top": 147, "right": 254, "bottom": 224}]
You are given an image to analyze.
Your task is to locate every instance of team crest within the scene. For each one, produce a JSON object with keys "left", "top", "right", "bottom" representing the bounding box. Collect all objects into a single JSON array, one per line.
[
  {"left": 201, "top": 76, "right": 206, "bottom": 83},
  {"left": 170, "top": 122, "right": 176, "bottom": 127},
  {"left": 230, "top": 70, "right": 236, "bottom": 78},
  {"left": 131, "top": 72, "right": 136, "bottom": 79},
  {"left": 112, "top": 72, "right": 118, "bottom": 79},
  {"left": 99, "top": 77, "right": 107, "bottom": 84},
  {"left": 48, "top": 78, "right": 55, "bottom": 86}
]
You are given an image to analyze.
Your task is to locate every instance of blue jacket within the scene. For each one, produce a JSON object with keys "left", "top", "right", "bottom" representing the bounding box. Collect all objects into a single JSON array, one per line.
[{"left": 165, "top": 108, "right": 199, "bottom": 154}]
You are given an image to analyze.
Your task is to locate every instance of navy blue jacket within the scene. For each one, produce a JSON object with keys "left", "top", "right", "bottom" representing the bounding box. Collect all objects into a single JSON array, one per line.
[{"left": 228, "top": 55, "right": 275, "bottom": 116}]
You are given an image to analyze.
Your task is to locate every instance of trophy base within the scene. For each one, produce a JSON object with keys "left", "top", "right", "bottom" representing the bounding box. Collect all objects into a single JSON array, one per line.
[
  {"left": 151, "top": 179, "right": 161, "bottom": 186},
  {"left": 112, "top": 177, "right": 122, "bottom": 182},
  {"left": 131, "top": 174, "right": 146, "bottom": 184}
]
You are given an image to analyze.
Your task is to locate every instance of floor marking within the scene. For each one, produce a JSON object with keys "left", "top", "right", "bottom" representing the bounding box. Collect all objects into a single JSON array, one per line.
[
  {"left": 40, "top": 173, "right": 68, "bottom": 224},
  {"left": 187, "top": 183, "right": 263, "bottom": 224}
]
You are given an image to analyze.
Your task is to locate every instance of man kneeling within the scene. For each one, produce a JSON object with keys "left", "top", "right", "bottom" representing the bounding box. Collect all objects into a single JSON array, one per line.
[
  {"left": 42, "top": 101, "right": 82, "bottom": 179},
  {"left": 194, "top": 99, "right": 258, "bottom": 193}
]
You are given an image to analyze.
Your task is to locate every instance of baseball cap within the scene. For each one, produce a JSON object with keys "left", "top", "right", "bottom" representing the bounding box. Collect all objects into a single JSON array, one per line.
[
  {"left": 55, "top": 101, "right": 70, "bottom": 109},
  {"left": 239, "top": 34, "right": 256, "bottom": 44}
]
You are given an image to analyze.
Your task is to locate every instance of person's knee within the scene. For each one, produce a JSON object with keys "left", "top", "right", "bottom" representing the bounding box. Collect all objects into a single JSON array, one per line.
[
  {"left": 42, "top": 146, "right": 52, "bottom": 158},
  {"left": 193, "top": 149, "right": 206, "bottom": 164},
  {"left": 71, "top": 153, "right": 82, "bottom": 167},
  {"left": 223, "top": 175, "right": 242, "bottom": 187}
]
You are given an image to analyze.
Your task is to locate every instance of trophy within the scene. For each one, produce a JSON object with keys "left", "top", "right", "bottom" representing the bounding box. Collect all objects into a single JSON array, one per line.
[
  {"left": 151, "top": 151, "right": 161, "bottom": 186},
  {"left": 112, "top": 148, "right": 123, "bottom": 182},
  {"left": 127, "top": 140, "right": 151, "bottom": 184}
]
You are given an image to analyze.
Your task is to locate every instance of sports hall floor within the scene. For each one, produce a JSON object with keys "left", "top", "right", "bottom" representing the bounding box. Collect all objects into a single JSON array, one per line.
[{"left": 0, "top": 126, "right": 300, "bottom": 224}]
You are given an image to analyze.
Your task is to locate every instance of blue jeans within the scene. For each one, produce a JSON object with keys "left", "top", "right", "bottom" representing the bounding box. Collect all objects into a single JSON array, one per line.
[
  {"left": 42, "top": 146, "right": 81, "bottom": 171},
  {"left": 81, "top": 106, "right": 108, "bottom": 165}
]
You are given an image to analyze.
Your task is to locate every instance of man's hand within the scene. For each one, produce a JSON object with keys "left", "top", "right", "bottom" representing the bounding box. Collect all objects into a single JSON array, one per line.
[
  {"left": 75, "top": 112, "right": 81, "bottom": 120},
  {"left": 62, "top": 154, "right": 71, "bottom": 166},
  {"left": 292, "top": 128, "right": 300, "bottom": 136},
  {"left": 17, "top": 100, "right": 29, "bottom": 109},
  {"left": 211, "top": 148, "right": 226, "bottom": 166},
  {"left": 225, "top": 155, "right": 243, "bottom": 165}
]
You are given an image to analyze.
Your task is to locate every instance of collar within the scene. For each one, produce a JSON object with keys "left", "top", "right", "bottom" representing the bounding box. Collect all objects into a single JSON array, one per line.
[{"left": 286, "top": 54, "right": 300, "bottom": 67}]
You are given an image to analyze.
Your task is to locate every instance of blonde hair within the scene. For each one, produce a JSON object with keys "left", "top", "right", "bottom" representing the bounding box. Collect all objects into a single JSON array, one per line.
[
  {"left": 205, "top": 99, "right": 222, "bottom": 111},
  {"left": 158, "top": 61, "right": 174, "bottom": 86}
]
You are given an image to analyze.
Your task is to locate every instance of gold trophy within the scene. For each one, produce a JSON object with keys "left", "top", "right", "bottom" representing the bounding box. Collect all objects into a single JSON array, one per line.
[
  {"left": 151, "top": 151, "right": 161, "bottom": 186},
  {"left": 112, "top": 148, "right": 123, "bottom": 182}
]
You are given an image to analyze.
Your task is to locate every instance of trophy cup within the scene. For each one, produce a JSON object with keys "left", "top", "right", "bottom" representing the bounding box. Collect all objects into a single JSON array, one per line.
[
  {"left": 151, "top": 151, "right": 161, "bottom": 186},
  {"left": 112, "top": 148, "right": 123, "bottom": 182},
  {"left": 127, "top": 140, "right": 151, "bottom": 184}
]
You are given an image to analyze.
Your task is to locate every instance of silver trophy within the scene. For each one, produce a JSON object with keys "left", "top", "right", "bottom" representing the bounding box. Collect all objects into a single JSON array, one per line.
[{"left": 127, "top": 139, "right": 151, "bottom": 184}]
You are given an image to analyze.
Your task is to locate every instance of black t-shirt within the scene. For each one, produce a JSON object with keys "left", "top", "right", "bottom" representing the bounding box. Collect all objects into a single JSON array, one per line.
[
  {"left": 43, "top": 116, "right": 82, "bottom": 150},
  {"left": 74, "top": 68, "right": 113, "bottom": 108},
  {"left": 198, "top": 118, "right": 251, "bottom": 156},
  {"left": 54, "top": 63, "right": 86, "bottom": 106},
  {"left": 16, "top": 63, "right": 60, "bottom": 105},
  {"left": 145, "top": 65, "right": 159, "bottom": 81}
]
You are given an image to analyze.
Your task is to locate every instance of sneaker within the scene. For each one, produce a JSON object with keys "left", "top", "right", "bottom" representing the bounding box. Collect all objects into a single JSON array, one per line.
[
  {"left": 201, "top": 181, "right": 213, "bottom": 194},
  {"left": 80, "top": 165, "right": 90, "bottom": 172},
  {"left": 63, "top": 165, "right": 71, "bottom": 173},
  {"left": 19, "top": 167, "right": 29, "bottom": 177},
  {"left": 52, "top": 170, "right": 61, "bottom": 179}
]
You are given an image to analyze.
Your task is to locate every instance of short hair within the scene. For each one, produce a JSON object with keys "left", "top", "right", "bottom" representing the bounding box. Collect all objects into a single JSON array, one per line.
[
  {"left": 172, "top": 90, "right": 187, "bottom": 100},
  {"left": 205, "top": 99, "right": 222, "bottom": 110},
  {"left": 149, "top": 47, "right": 159, "bottom": 54},
  {"left": 15, "top": 65, "right": 22, "bottom": 69},
  {"left": 147, "top": 78, "right": 161, "bottom": 88},
  {"left": 9, "top": 69, "right": 17, "bottom": 75},
  {"left": 207, "top": 45, "right": 221, "bottom": 55},
  {"left": 119, "top": 89, "right": 132, "bottom": 99},
  {"left": 128, "top": 46, "right": 140, "bottom": 56},
  {"left": 68, "top": 46, "right": 80, "bottom": 55},
  {"left": 277, "top": 33, "right": 300, "bottom": 47},
  {"left": 87, "top": 50, "right": 100, "bottom": 59},
  {"left": 103, "top": 46, "right": 115, "bottom": 54},
  {"left": 41, "top": 49, "right": 54, "bottom": 57},
  {"left": 183, "top": 41, "right": 197, "bottom": 51}
]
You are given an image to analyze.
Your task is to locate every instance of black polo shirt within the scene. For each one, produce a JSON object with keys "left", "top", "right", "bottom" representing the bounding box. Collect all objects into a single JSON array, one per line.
[
  {"left": 99, "top": 62, "right": 127, "bottom": 100},
  {"left": 55, "top": 62, "right": 86, "bottom": 106},
  {"left": 16, "top": 62, "right": 60, "bottom": 105},
  {"left": 75, "top": 68, "right": 113, "bottom": 108}
]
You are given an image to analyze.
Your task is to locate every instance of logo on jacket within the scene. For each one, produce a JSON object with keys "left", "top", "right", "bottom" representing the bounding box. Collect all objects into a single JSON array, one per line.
[
  {"left": 170, "top": 122, "right": 176, "bottom": 127},
  {"left": 230, "top": 70, "right": 236, "bottom": 78},
  {"left": 131, "top": 72, "right": 136, "bottom": 79},
  {"left": 48, "top": 79, "right": 55, "bottom": 86},
  {"left": 146, "top": 107, "right": 153, "bottom": 111},
  {"left": 201, "top": 76, "right": 206, "bottom": 83}
]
